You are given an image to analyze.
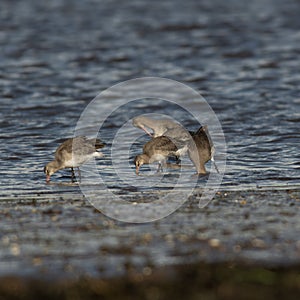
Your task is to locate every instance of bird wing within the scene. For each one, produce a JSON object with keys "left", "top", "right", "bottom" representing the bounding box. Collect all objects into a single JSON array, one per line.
[
  {"left": 192, "top": 126, "right": 213, "bottom": 148},
  {"left": 144, "top": 136, "right": 178, "bottom": 154},
  {"left": 87, "top": 138, "right": 106, "bottom": 149},
  {"left": 188, "top": 126, "right": 213, "bottom": 158},
  {"left": 54, "top": 136, "right": 100, "bottom": 161},
  {"left": 54, "top": 138, "right": 73, "bottom": 161},
  {"left": 163, "top": 127, "right": 192, "bottom": 148}
]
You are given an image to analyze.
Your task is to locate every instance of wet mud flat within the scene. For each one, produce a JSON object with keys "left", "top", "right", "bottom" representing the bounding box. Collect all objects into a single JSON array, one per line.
[
  {"left": 0, "top": 188, "right": 300, "bottom": 299},
  {"left": 1, "top": 263, "right": 300, "bottom": 300}
]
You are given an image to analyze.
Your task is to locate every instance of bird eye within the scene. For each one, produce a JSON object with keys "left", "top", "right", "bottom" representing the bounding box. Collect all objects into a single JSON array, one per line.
[{"left": 43, "top": 167, "right": 49, "bottom": 175}]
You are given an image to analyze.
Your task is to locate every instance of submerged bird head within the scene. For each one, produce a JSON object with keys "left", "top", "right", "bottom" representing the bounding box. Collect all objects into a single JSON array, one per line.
[
  {"left": 43, "top": 161, "right": 60, "bottom": 182},
  {"left": 134, "top": 154, "right": 149, "bottom": 175}
]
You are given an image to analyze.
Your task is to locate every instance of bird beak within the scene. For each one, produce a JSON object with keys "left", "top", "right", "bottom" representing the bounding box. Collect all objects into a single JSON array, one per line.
[
  {"left": 135, "top": 166, "right": 140, "bottom": 175},
  {"left": 141, "top": 126, "right": 153, "bottom": 137},
  {"left": 46, "top": 175, "right": 51, "bottom": 183}
]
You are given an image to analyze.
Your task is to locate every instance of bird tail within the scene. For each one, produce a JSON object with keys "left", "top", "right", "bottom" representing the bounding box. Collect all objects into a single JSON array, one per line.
[
  {"left": 194, "top": 125, "right": 208, "bottom": 136},
  {"left": 95, "top": 139, "right": 106, "bottom": 149},
  {"left": 88, "top": 138, "right": 106, "bottom": 149}
]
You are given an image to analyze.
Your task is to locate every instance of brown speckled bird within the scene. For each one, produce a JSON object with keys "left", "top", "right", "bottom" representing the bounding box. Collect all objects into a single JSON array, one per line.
[
  {"left": 132, "top": 116, "right": 193, "bottom": 161},
  {"left": 134, "top": 136, "right": 180, "bottom": 175},
  {"left": 188, "top": 126, "right": 218, "bottom": 175}
]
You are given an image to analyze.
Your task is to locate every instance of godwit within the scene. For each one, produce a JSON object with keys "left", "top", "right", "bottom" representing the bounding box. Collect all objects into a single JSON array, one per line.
[
  {"left": 132, "top": 116, "right": 193, "bottom": 161},
  {"left": 134, "top": 136, "right": 180, "bottom": 175},
  {"left": 188, "top": 126, "right": 218, "bottom": 175},
  {"left": 132, "top": 116, "right": 182, "bottom": 137},
  {"left": 44, "top": 136, "right": 105, "bottom": 182}
]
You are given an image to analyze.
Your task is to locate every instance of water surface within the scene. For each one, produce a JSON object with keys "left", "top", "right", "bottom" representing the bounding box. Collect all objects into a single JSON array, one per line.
[{"left": 0, "top": 0, "right": 300, "bottom": 278}]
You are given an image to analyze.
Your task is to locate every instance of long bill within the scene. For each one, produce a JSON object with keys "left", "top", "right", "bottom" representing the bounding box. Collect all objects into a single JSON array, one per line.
[
  {"left": 135, "top": 166, "right": 140, "bottom": 175},
  {"left": 141, "top": 126, "right": 153, "bottom": 137}
]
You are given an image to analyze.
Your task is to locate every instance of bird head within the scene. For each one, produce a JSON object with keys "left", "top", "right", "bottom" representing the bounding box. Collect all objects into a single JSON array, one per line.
[
  {"left": 43, "top": 161, "right": 58, "bottom": 182},
  {"left": 134, "top": 154, "right": 149, "bottom": 175}
]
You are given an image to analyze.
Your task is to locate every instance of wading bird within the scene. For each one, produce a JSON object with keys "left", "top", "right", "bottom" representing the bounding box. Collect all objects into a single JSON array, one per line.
[{"left": 44, "top": 136, "right": 105, "bottom": 182}]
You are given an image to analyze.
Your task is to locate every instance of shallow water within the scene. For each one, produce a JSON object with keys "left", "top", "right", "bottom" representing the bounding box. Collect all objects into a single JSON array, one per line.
[
  {"left": 1, "top": 0, "right": 299, "bottom": 198},
  {"left": 0, "top": 0, "right": 300, "bottom": 278}
]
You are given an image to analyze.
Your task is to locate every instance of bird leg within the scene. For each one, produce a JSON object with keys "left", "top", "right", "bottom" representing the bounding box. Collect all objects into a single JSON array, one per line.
[
  {"left": 212, "top": 158, "right": 220, "bottom": 174},
  {"left": 156, "top": 163, "right": 163, "bottom": 173},
  {"left": 141, "top": 126, "right": 153, "bottom": 137},
  {"left": 71, "top": 167, "right": 75, "bottom": 182},
  {"left": 175, "top": 155, "right": 181, "bottom": 165}
]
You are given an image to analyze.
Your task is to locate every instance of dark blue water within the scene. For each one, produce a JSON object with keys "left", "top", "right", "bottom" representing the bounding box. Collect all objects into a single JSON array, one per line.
[{"left": 1, "top": 0, "right": 299, "bottom": 199}]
